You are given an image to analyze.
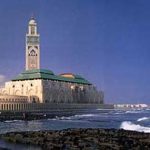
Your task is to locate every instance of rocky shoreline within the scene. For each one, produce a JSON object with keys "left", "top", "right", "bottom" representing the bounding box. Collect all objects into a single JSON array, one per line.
[
  {"left": 0, "top": 128, "right": 150, "bottom": 150},
  {"left": 0, "top": 111, "right": 77, "bottom": 121}
]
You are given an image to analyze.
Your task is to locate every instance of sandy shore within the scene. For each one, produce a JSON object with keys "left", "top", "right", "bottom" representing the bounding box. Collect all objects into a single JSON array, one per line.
[{"left": 0, "top": 128, "right": 150, "bottom": 150}]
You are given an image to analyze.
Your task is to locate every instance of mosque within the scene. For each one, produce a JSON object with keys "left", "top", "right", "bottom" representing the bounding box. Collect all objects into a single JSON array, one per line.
[{"left": 0, "top": 17, "right": 104, "bottom": 111}]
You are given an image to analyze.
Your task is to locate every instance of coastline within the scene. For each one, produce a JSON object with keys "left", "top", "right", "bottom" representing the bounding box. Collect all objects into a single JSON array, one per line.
[{"left": 0, "top": 128, "right": 150, "bottom": 150}]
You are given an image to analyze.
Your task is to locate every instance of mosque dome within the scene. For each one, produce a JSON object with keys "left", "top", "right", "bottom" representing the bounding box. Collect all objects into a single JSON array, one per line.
[
  {"left": 59, "top": 73, "right": 84, "bottom": 79},
  {"left": 59, "top": 73, "right": 91, "bottom": 85},
  {"left": 59, "top": 73, "right": 75, "bottom": 79}
]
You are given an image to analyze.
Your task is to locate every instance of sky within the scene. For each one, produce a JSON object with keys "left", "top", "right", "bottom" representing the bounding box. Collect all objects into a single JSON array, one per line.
[{"left": 0, "top": 0, "right": 150, "bottom": 104}]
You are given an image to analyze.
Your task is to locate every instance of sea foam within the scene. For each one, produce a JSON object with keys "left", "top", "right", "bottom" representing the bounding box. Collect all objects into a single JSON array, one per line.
[
  {"left": 74, "top": 114, "right": 97, "bottom": 117},
  {"left": 120, "top": 121, "right": 150, "bottom": 133},
  {"left": 48, "top": 114, "right": 98, "bottom": 121},
  {"left": 137, "top": 117, "right": 149, "bottom": 122},
  {"left": 125, "top": 110, "right": 142, "bottom": 114},
  {"left": 4, "top": 120, "right": 23, "bottom": 123}
]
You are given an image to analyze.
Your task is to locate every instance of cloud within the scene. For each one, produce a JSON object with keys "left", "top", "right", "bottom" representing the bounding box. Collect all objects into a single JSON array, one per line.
[{"left": 0, "top": 75, "right": 6, "bottom": 83}]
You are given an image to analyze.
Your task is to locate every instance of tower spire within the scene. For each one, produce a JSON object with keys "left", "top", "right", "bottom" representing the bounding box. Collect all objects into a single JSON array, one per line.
[{"left": 25, "top": 17, "right": 40, "bottom": 70}]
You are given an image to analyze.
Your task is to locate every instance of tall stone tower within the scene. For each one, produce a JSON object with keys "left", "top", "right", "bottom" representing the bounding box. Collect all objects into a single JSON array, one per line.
[{"left": 26, "top": 17, "right": 40, "bottom": 70}]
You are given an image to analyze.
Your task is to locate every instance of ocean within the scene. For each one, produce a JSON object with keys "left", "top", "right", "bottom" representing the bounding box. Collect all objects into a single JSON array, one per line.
[
  {"left": 0, "top": 108, "right": 150, "bottom": 134},
  {"left": 0, "top": 108, "right": 149, "bottom": 150}
]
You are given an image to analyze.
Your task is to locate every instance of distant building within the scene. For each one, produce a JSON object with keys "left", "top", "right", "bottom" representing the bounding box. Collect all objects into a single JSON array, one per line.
[
  {"left": 0, "top": 17, "right": 104, "bottom": 111},
  {"left": 114, "top": 104, "right": 148, "bottom": 109}
]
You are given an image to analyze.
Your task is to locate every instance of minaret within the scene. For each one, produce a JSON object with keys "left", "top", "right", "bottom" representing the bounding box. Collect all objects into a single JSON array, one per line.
[{"left": 26, "top": 17, "right": 40, "bottom": 70}]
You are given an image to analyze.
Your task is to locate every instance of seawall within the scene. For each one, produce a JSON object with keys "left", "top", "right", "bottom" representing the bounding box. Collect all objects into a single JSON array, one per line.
[{"left": 0, "top": 103, "right": 114, "bottom": 112}]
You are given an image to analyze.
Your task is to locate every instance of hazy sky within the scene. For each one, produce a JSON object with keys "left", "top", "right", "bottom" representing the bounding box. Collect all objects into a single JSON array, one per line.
[{"left": 0, "top": 0, "right": 150, "bottom": 104}]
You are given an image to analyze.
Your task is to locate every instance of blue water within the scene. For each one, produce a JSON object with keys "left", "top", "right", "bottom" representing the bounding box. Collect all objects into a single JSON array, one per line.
[
  {"left": 0, "top": 108, "right": 150, "bottom": 134},
  {"left": 0, "top": 108, "right": 149, "bottom": 150}
]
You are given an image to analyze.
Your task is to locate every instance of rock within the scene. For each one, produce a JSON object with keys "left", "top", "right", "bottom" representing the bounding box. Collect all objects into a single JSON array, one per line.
[
  {"left": 0, "top": 147, "right": 11, "bottom": 150},
  {"left": 0, "top": 128, "right": 150, "bottom": 149},
  {"left": 14, "top": 134, "right": 23, "bottom": 142}
]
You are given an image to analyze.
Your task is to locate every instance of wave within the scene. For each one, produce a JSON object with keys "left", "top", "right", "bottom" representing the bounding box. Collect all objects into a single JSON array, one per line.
[
  {"left": 60, "top": 116, "right": 72, "bottom": 120},
  {"left": 114, "top": 111, "right": 125, "bottom": 115},
  {"left": 60, "top": 114, "right": 98, "bottom": 120},
  {"left": 120, "top": 121, "right": 150, "bottom": 133},
  {"left": 74, "top": 114, "right": 98, "bottom": 117},
  {"left": 137, "top": 117, "right": 149, "bottom": 122},
  {"left": 115, "top": 113, "right": 122, "bottom": 115},
  {"left": 96, "top": 109, "right": 113, "bottom": 110},
  {"left": 48, "top": 114, "right": 98, "bottom": 121},
  {"left": 4, "top": 120, "right": 24, "bottom": 123},
  {"left": 125, "top": 110, "right": 142, "bottom": 114}
]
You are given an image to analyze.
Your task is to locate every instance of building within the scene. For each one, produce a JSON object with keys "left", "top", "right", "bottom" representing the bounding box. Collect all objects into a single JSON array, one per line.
[
  {"left": 26, "top": 17, "right": 40, "bottom": 70},
  {"left": 0, "top": 17, "right": 104, "bottom": 111}
]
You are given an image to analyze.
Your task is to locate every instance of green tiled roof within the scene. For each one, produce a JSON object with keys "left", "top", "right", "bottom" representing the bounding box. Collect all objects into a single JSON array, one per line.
[
  {"left": 12, "top": 69, "right": 91, "bottom": 85},
  {"left": 74, "top": 75, "right": 85, "bottom": 80}
]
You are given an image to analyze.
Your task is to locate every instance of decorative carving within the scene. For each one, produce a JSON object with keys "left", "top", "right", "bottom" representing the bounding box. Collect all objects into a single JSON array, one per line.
[{"left": 27, "top": 36, "right": 39, "bottom": 44}]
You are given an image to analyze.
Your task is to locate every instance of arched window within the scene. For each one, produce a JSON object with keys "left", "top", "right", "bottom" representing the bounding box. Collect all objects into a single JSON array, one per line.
[
  {"left": 29, "top": 49, "right": 37, "bottom": 69},
  {"left": 30, "top": 50, "right": 36, "bottom": 56},
  {"left": 31, "top": 26, "right": 35, "bottom": 34}
]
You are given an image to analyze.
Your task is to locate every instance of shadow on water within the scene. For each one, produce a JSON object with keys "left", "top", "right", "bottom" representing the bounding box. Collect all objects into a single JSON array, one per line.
[{"left": 0, "top": 139, "right": 42, "bottom": 150}]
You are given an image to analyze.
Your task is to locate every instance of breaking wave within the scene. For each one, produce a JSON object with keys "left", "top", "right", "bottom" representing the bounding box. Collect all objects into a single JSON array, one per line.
[
  {"left": 125, "top": 110, "right": 142, "bottom": 114},
  {"left": 137, "top": 117, "right": 149, "bottom": 122},
  {"left": 120, "top": 121, "right": 150, "bottom": 133},
  {"left": 62, "top": 114, "right": 98, "bottom": 120},
  {"left": 74, "top": 114, "right": 97, "bottom": 117},
  {"left": 48, "top": 114, "right": 98, "bottom": 121}
]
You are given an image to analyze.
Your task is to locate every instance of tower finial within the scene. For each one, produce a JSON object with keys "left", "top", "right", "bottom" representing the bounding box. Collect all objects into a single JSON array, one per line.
[{"left": 31, "top": 13, "right": 35, "bottom": 20}]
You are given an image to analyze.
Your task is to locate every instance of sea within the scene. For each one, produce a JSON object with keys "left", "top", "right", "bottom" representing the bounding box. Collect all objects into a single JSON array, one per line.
[
  {"left": 0, "top": 108, "right": 150, "bottom": 150},
  {"left": 0, "top": 108, "right": 150, "bottom": 134}
]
